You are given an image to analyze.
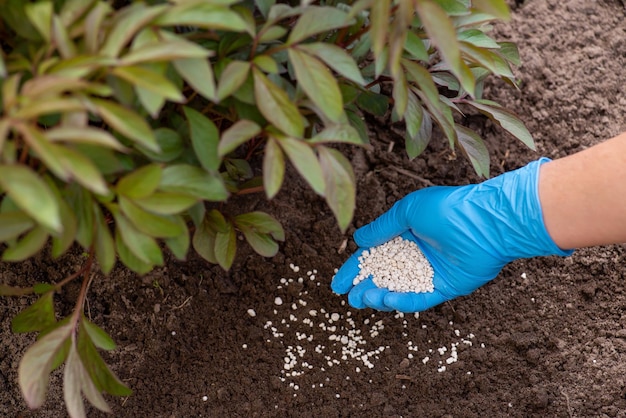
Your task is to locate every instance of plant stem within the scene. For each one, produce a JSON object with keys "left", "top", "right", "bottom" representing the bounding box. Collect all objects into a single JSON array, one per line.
[{"left": 55, "top": 249, "right": 94, "bottom": 290}]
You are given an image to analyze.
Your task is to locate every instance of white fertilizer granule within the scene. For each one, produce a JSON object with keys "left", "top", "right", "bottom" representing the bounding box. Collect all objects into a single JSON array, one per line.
[{"left": 353, "top": 236, "right": 435, "bottom": 293}]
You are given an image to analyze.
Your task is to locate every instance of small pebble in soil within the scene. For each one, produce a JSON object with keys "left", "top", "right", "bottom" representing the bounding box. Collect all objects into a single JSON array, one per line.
[{"left": 353, "top": 236, "right": 435, "bottom": 293}]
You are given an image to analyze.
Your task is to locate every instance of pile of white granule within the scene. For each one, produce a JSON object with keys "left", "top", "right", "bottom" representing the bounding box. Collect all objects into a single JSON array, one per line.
[{"left": 353, "top": 236, "right": 435, "bottom": 293}]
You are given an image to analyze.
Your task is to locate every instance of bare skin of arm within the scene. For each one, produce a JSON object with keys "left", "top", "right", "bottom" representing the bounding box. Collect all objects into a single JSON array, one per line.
[{"left": 539, "top": 131, "right": 626, "bottom": 249}]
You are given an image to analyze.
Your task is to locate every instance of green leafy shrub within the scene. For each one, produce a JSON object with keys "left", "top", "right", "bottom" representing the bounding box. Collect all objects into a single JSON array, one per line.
[{"left": 0, "top": 0, "right": 532, "bottom": 415}]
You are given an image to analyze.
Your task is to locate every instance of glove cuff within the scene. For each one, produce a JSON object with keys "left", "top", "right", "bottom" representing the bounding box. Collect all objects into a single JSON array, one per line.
[{"left": 510, "top": 157, "right": 575, "bottom": 259}]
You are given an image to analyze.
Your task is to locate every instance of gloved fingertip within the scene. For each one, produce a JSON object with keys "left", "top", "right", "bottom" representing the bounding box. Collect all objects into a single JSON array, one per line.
[
  {"left": 331, "top": 250, "right": 364, "bottom": 294},
  {"left": 384, "top": 290, "right": 448, "bottom": 313},
  {"left": 347, "top": 277, "right": 377, "bottom": 309},
  {"left": 363, "top": 288, "right": 394, "bottom": 312}
]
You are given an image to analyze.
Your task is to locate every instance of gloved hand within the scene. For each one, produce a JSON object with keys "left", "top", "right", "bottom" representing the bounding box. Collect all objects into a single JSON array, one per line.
[{"left": 332, "top": 158, "right": 573, "bottom": 312}]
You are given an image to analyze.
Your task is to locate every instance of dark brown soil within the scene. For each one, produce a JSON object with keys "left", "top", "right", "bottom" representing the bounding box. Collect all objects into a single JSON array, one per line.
[{"left": 2, "top": 0, "right": 626, "bottom": 417}]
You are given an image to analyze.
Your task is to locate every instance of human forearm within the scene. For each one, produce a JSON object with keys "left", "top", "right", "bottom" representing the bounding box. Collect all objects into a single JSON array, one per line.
[{"left": 539, "top": 132, "right": 626, "bottom": 249}]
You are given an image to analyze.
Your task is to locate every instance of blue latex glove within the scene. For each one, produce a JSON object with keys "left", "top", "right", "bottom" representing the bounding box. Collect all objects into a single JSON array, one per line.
[{"left": 332, "top": 158, "right": 573, "bottom": 312}]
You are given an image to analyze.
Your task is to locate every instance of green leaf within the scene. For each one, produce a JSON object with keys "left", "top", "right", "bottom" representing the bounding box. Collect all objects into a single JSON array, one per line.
[
  {"left": 59, "top": 0, "right": 97, "bottom": 27},
  {"left": 2, "top": 226, "right": 50, "bottom": 261},
  {"left": 356, "top": 91, "right": 389, "bottom": 117},
  {"left": 64, "top": 340, "right": 111, "bottom": 417},
  {"left": 288, "top": 48, "right": 343, "bottom": 122},
  {"left": 117, "top": 164, "right": 162, "bottom": 199},
  {"left": 388, "top": 0, "right": 412, "bottom": 79},
  {"left": 403, "top": 60, "right": 456, "bottom": 145},
  {"left": 287, "top": 6, "right": 350, "bottom": 44},
  {"left": 468, "top": 99, "right": 535, "bottom": 150},
  {"left": 497, "top": 42, "right": 521, "bottom": 66},
  {"left": 133, "top": 192, "right": 199, "bottom": 215},
  {"left": 472, "top": 0, "right": 511, "bottom": 20},
  {"left": 369, "top": 0, "right": 390, "bottom": 60},
  {"left": 255, "top": 0, "right": 276, "bottom": 18},
  {"left": 459, "top": 42, "right": 514, "bottom": 79},
  {"left": 18, "top": 323, "right": 72, "bottom": 409},
  {"left": 25, "top": 1, "right": 53, "bottom": 42},
  {"left": 214, "top": 221, "right": 236, "bottom": 270},
  {"left": 298, "top": 43, "right": 366, "bottom": 86},
  {"left": 234, "top": 211, "right": 284, "bottom": 241},
  {"left": 14, "top": 97, "right": 85, "bottom": 120},
  {"left": 310, "top": 124, "right": 365, "bottom": 145},
  {"left": 120, "top": 39, "right": 210, "bottom": 65},
  {"left": 0, "top": 165, "right": 61, "bottom": 233},
  {"left": 11, "top": 292, "right": 56, "bottom": 333},
  {"left": 0, "top": 211, "right": 35, "bottom": 242},
  {"left": 119, "top": 196, "right": 186, "bottom": 238},
  {"left": 33, "top": 283, "right": 55, "bottom": 294},
  {"left": 455, "top": 124, "right": 490, "bottom": 177},
  {"left": 163, "top": 218, "right": 190, "bottom": 260},
  {"left": 192, "top": 215, "right": 218, "bottom": 264},
  {"left": 404, "top": 31, "right": 429, "bottom": 61},
  {"left": 52, "top": 15, "right": 77, "bottom": 59},
  {"left": 20, "top": 75, "right": 101, "bottom": 98},
  {"left": 112, "top": 66, "right": 184, "bottom": 103},
  {"left": 77, "top": 321, "right": 132, "bottom": 396},
  {"left": 90, "top": 98, "right": 159, "bottom": 152},
  {"left": 393, "top": 70, "right": 409, "bottom": 118},
  {"left": 263, "top": 137, "right": 285, "bottom": 199},
  {"left": 405, "top": 92, "right": 432, "bottom": 159},
  {"left": 137, "top": 127, "right": 184, "bottom": 162},
  {"left": 416, "top": 0, "right": 475, "bottom": 95},
  {"left": 160, "top": 165, "right": 229, "bottom": 202},
  {"left": 154, "top": 3, "right": 248, "bottom": 32},
  {"left": 253, "top": 55, "right": 279, "bottom": 74},
  {"left": 348, "top": 0, "right": 374, "bottom": 19},
  {"left": 94, "top": 206, "right": 116, "bottom": 275},
  {"left": 184, "top": 107, "right": 220, "bottom": 171},
  {"left": 226, "top": 158, "right": 255, "bottom": 181},
  {"left": 50, "top": 191, "right": 77, "bottom": 258},
  {"left": 457, "top": 29, "right": 500, "bottom": 49},
  {"left": 57, "top": 147, "right": 110, "bottom": 196},
  {"left": 173, "top": 57, "right": 217, "bottom": 102},
  {"left": 18, "top": 126, "right": 72, "bottom": 181},
  {"left": 45, "top": 126, "right": 127, "bottom": 151},
  {"left": 45, "top": 176, "right": 78, "bottom": 258},
  {"left": 216, "top": 60, "right": 251, "bottom": 102},
  {"left": 82, "top": 318, "right": 116, "bottom": 351},
  {"left": 85, "top": 2, "right": 113, "bottom": 53},
  {"left": 275, "top": 135, "right": 325, "bottom": 196},
  {"left": 115, "top": 229, "right": 153, "bottom": 275},
  {"left": 258, "top": 25, "right": 287, "bottom": 43},
  {"left": 67, "top": 184, "right": 94, "bottom": 248},
  {"left": 218, "top": 120, "right": 262, "bottom": 157},
  {"left": 47, "top": 56, "right": 117, "bottom": 79},
  {"left": 433, "top": 0, "right": 470, "bottom": 15},
  {"left": 101, "top": 3, "right": 168, "bottom": 57},
  {"left": 318, "top": 146, "right": 355, "bottom": 232},
  {"left": 205, "top": 209, "right": 229, "bottom": 233},
  {"left": 345, "top": 108, "right": 369, "bottom": 143},
  {"left": 112, "top": 207, "right": 163, "bottom": 266},
  {"left": 253, "top": 68, "right": 304, "bottom": 138},
  {"left": 239, "top": 228, "right": 278, "bottom": 257},
  {"left": 0, "top": 51, "right": 6, "bottom": 79}
]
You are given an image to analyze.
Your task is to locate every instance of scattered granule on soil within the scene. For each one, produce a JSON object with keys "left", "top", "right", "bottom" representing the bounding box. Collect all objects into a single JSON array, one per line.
[{"left": 252, "top": 263, "right": 484, "bottom": 392}]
